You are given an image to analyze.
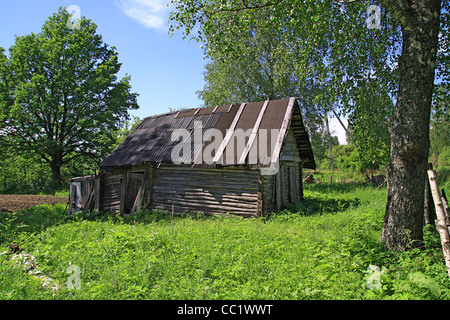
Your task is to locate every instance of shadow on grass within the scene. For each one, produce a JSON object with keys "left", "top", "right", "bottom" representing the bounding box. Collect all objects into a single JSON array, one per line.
[
  {"left": 284, "top": 195, "right": 361, "bottom": 217},
  {"left": 304, "top": 181, "right": 374, "bottom": 194}
]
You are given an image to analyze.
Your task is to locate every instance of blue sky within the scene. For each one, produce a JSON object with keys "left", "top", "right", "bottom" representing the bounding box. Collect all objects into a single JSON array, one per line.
[
  {"left": 0, "top": 0, "right": 206, "bottom": 119},
  {"left": 0, "top": 0, "right": 348, "bottom": 143}
]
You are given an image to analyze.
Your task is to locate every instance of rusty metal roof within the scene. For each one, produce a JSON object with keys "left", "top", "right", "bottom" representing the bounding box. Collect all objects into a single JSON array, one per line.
[{"left": 100, "top": 98, "right": 316, "bottom": 170}]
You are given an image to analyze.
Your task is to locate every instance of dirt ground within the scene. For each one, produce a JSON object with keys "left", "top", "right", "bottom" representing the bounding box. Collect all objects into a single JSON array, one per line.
[{"left": 0, "top": 195, "right": 68, "bottom": 213}]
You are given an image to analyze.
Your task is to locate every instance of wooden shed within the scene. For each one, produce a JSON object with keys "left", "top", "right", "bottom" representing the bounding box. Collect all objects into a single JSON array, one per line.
[{"left": 78, "top": 97, "right": 315, "bottom": 217}]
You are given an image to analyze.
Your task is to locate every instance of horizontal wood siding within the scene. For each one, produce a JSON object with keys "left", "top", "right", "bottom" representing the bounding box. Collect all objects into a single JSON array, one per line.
[
  {"left": 151, "top": 164, "right": 260, "bottom": 217},
  {"left": 280, "top": 129, "right": 301, "bottom": 162}
]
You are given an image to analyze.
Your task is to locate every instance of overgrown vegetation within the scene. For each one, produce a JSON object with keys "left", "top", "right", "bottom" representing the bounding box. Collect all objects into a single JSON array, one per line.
[{"left": 1, "top": 183, "right": 448, "bottom": 300}]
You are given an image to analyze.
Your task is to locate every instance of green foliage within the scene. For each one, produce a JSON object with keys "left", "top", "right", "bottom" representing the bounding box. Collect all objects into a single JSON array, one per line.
[
  {"left": 429, "top": 82, "right": 450, "bottom": 190},
  {"left": 169, "top": 0, "right": 407, "bottom": 115},
  {"left": 0, "top": 7, "right": 138, "bottom": 182},
  {"left": 333, "top": 144, "right": 364, "bottom": 172},
  {"left": 0, "top": 213, "right": 20, "bottom": 244},
  {"left": 347, "top": 85, "right": 394, "bottom": 171},
  {"left": 1, "top": 184, "right": 449, "bottom": 300}
]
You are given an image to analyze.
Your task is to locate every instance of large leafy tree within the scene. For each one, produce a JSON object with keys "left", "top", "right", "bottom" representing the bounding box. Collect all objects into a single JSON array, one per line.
[
  {"left": 0, "top": 8, "right": 139, "bottom": 183},
  {"left": 169, "top": 0, "right": 447, "bottom": 251}
]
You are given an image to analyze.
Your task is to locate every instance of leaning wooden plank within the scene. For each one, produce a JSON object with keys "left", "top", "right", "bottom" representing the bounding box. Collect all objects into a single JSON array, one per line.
[
  {"left": 271, "top": 97, "right": 296, "bottom": 165},
  {"left": 428, "top": 169, "right": 450, "bottom": 280},
  {"left": 213, "top": 103, "right": 246, "bottom": 164},
  {"left": 130, "top": 183, "right": 146, "bottom": 214},
  {"left": 238, "top": 100, "right": 270, "bottom": 165}
]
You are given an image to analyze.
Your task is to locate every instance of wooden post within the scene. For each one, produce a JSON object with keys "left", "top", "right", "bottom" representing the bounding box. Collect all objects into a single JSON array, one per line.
[
  {"left": 288, "top": 166, "right": 295, "bottom": 203},
  {"left": 143, "top": 167, "right": 151, "bottom": 208},
  {"left": 427, "top": 169, "right": 450, "bottom": 280}
]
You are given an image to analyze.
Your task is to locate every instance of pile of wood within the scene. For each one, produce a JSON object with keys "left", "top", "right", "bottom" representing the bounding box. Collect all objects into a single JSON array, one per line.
[
  {"left": 365, "top": 174, "right": 386, "bottom": 188},
  {"left": 303, "top": 170, "right": 316, "bottom": 184}
]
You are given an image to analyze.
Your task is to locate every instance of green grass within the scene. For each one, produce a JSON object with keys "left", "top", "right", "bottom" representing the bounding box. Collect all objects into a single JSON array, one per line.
[{"left": 1, "top": 183, "right": 449, "bottom": 300}]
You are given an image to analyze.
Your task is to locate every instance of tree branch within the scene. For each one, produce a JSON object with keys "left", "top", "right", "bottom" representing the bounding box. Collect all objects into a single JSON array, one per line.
[
  {"left": 205, "top": 0, "right": 283, "bottom": 16},
  {"left": 377, "top": 0, "right": 410, "bottom": 28}
]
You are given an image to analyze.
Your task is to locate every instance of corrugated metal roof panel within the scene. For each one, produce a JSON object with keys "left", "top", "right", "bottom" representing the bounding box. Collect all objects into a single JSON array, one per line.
[{"left": 100, "top": 98, "right": 316, "bottom": 170}]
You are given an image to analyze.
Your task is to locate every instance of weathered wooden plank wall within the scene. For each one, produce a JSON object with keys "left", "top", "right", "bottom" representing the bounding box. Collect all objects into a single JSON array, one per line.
[
  {"left": 100, "top": 174, "right": 122, "bottom": 213},
  {"left": 151, "top": 164, "right": 261, "bottom": 217},
  {"left": 97, "top": 127, "right": 305, "bottom": 217}
]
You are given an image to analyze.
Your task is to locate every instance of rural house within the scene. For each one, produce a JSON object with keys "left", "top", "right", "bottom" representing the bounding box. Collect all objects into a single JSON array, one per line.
[{"left": 69, "top": 97, "right": 315, "bottom": 217}]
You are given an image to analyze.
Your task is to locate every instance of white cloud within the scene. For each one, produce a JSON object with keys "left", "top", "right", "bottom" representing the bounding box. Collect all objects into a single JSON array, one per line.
[{"left": 117, "top": 0, "right": 170, "bottom": 29}]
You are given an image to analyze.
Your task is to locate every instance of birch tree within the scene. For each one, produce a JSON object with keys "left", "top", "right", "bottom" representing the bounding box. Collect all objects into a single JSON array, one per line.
[{"left": 169, "top": 0, "right": 448, "bottom": 251}]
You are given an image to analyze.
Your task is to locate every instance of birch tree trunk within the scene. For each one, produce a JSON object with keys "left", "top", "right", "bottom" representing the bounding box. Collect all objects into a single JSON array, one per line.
[
  {"left": 380, "top": 0, "right": 442, "bottom": 251},
  {"left": 427, "top": 170, "right": 450, "bottom": 280}
]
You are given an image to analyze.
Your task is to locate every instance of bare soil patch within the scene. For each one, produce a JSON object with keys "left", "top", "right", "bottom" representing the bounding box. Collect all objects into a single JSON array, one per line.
[{"left": 0, "top": 195, "right": 67, "bottom": 213}]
